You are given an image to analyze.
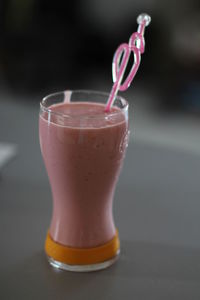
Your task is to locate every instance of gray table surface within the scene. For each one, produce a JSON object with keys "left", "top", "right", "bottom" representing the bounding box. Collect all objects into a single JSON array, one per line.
[{"left": 1, "top": 97, "right": 200, "bottom": 299}]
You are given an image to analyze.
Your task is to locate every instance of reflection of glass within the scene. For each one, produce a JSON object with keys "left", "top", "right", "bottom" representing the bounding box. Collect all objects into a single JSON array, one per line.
[{"left": 39, "top": 90, "right": 129, "bottom": 271}]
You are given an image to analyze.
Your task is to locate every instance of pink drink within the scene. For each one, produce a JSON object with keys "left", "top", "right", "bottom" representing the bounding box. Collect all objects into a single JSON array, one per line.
[{"left": 39, "top": 92, "right": 128, "bottom": 250}]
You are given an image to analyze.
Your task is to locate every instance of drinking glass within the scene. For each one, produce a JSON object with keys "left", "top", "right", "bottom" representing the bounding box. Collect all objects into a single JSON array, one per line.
[{"left": 39, "top": 90, "right": 129, "bottom": 271}]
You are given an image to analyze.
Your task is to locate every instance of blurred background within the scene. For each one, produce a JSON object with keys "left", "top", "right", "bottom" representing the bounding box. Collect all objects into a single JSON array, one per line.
[
  {"left": 1, "top": 2, "right": 200, "bottom": 293},
  {"left": 0, "top": 0, "right": 200, "bottom": 164}
]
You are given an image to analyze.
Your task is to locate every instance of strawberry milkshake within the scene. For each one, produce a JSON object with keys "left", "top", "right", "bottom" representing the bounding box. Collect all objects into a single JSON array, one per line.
[{"left": 39, "top": 90, "right": 129, "bottom": 271}]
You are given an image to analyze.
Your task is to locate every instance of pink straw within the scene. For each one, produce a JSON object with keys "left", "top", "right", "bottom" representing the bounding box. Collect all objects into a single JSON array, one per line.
[{"left": 105, "top": 13, "right": 151, "bottom": 112}]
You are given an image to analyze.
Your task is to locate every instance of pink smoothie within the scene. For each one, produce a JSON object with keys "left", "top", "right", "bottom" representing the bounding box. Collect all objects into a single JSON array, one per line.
[{"left": 39, "top": 102, "right": 128, "bottom": 248}]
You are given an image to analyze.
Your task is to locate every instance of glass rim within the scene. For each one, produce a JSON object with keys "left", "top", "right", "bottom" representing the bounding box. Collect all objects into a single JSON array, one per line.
[{"left": 40, "top": 89, "right": 129, "bottom": 120}]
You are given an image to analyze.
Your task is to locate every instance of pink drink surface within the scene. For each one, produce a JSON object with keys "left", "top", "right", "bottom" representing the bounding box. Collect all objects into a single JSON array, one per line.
[{"left": 39, "top": 102, "right": 128, "bottom": 248}]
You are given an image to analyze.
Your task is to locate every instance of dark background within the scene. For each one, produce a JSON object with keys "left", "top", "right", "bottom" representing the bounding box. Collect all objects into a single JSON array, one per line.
[
  {"left": 0, "top": 0, "right": 200, "bottom": 112},
  {"left": 1, "top": 2, "right": 200, "bottom": 299}
]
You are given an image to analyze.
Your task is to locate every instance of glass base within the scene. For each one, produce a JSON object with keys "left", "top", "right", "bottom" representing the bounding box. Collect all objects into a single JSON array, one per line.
[{"left": 47, "top": 249, "right": 120, "bottom": 272}]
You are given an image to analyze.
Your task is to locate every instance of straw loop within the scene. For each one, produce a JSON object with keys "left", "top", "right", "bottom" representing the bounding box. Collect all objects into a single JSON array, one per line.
[
  {"left": 129, "top": 32, "right": 145, "bottom": 53},
  {"left": 112, "top": 43, "right": 130, "bottom": 84},
  {"left": 105, "top": 13, "right": 151, "bottom": 112}
]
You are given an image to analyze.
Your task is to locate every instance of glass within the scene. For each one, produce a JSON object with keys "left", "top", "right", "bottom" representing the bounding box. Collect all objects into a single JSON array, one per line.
[{"left": 39, "top": 90, "right": 129, "bottom": 271}]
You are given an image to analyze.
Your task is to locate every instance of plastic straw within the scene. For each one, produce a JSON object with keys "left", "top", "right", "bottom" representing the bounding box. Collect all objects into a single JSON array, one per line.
[{"left": 105, "top": 13, "right": 151, "bottom": 112}]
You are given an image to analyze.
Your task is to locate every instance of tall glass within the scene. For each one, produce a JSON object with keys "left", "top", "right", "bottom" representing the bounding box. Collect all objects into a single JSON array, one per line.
[{"left": 39, "top": 90, "right": 129, "bottom": 271}]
